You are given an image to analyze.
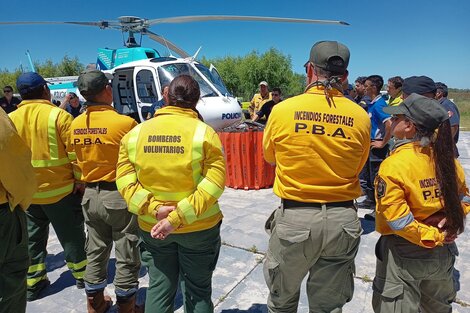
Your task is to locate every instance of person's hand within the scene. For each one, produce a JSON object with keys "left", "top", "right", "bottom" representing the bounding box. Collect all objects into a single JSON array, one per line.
[
  {"left": 371, "top": 140, "right": 385, "bottom": 149},
  {"left": 155, "top": 205, "right": 176, "bottom": 220},
  {"left": 73, "top": 182, "right": 85, "bottom": 196},
  {"left": 151, "top": 218, "right": 175, "bottom": 240},
  {"left": 423, "top": 211, "right": 446, "bottom": 227},
  {"left": 442, "top": 230, "right": 458, "bottom": 244}
]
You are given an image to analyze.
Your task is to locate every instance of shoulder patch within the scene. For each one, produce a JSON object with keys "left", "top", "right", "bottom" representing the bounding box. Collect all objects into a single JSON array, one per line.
[{"left": 376, "top": 176, "right": 387, "bottom": 199}]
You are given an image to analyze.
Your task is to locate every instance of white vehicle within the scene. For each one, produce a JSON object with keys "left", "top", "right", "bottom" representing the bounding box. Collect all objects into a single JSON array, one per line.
[{"left": 1, "top": 16, "right": 348, "bottom": 130}]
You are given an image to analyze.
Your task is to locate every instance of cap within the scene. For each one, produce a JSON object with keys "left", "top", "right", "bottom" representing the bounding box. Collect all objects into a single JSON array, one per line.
[
  {"left": 77, "top": 69, "right": 113, "bottom": 96},
  {"left": 383, "top": 93, "right": 449, "bottom": 131},
  {"left": 309, "top": 41, "right": 349, "bottom": 74},
  {"left": 259, "top": 81, "right": 268, "bottom": 87},
  {"left": 402, "top": 76, "right": 436, "bottom": 95},
  {"left": 435, "top": 82, "right": 448, "bottom": 94},
  {"left": 16, "top": 72, "right": 47, "bottom": 95}
]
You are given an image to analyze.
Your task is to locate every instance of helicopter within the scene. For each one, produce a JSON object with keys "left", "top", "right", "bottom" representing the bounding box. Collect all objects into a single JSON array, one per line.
[{"left": 1, "top": 15, "right": 349, "bottom": 130}]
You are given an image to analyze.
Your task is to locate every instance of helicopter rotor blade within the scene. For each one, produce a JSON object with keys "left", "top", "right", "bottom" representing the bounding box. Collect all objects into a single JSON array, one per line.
[
  {"left": 143, "top": 29, "right": 190, "bottom": 58},
  {"left": 0, "top": 20, "right": 124, "bottom": 30},
  {"left": 147, "top": 15, "right": 349, "bottom": 26}
]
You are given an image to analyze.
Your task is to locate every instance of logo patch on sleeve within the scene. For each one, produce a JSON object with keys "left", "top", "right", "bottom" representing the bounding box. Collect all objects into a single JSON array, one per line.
[{"left": 376, "top": 176, "right": 387, "bottom": 199}]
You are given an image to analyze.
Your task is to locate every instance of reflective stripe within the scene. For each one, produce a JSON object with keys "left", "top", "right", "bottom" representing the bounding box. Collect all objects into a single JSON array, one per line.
[
  {"left": 33, "top": 183, "right": 73, "bottom": 199},
  {"left": 73, "top": 169, "right": 82, "bottom": 180},
  {"left": 27, "top": 275, "right": 48, "bottom": 287},
  {"left": 191, "top": 123, "right": 206, "bottom": 185},
  {"left": 128, "top": 124, "right": 144, "bottom": 165},
  {"left": 147, "top": 189, "right": 192, "bottom": 202},
  {"left": 387, "top": 212, "right": 415, "bottom": 231},
  {"left": 67, "top": 151, "right": 77, "bottom": 161},
  {"left": 71, "top": 270, "right": 85, "bottom": 280},
  {"left": 48, "top": 108, "right": 61, "bottom": 160},
  {"left": 28, "top": 263, "right": 46, "bottom": 273},
  {"left": 31, "top": 157, "right": 71, "bottom": 168},
  {"left": 66, "top": 259, "right": 87, "bottom": 271},
  {"left": 116, "top": 173, "right": 137, "bottom": 190},
  {"left": 198, "top": 178, "right": 223, "bottom": 199},
  {"left": 178, "top": 198, "right": 197, "bottom": 224},
  {"left": 129, "top": 189, "right": 151, "bottom": 215}
]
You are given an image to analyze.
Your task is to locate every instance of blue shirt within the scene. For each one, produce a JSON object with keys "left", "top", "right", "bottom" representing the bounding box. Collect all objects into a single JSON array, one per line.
[
  {"left": 369, "top": 95, "right": 390, "bottom": 140},
  {"left": 148, "top": 98, "right": 165, "bottom": 118}
]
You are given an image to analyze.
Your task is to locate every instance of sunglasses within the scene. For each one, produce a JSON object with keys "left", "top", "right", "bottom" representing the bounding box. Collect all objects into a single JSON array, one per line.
[{"left": 3, "top": 90, "right": 12, "bottom": 93}]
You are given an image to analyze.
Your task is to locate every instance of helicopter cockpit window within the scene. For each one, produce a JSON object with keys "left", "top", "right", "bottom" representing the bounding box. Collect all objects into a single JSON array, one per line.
[
  {"left": 136, "top": 70, "right": 158, "bottom": 104},
  {"left": 157, "top": 63, "right": 217, "bottom": 98},
  {"left": 195, "top": 64, "right": 232, "bottom": 97}
]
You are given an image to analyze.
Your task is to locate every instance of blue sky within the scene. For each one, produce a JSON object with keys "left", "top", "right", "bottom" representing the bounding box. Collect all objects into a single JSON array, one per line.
[{"left": 1, "top": 0, "right": 469, "bottom": 89}]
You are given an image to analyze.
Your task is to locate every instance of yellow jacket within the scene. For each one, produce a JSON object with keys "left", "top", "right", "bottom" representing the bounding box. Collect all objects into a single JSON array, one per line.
[
  {"left": 116, "top": 106, "right": 225, "bottom": 233},
  {"left": 0, "top": 108, "right": 36, "bottom": 210},
  {"left": 9, "top": 100, "right": 76, "bottom": 204},
  {"left": 375, "top": 142, "right": 470, "bottom": 248},
  {"left": 263, "top": 86, "right": 371, "bottom": 202},
  {"left": 387, "top": 92, "right": 402, "bottom": 106},
  {"left": 70, "top": 105, "right": 137, "bottom": 182},
  {"left": 250, "top": 92, "right": 272, "bottom": 115}
]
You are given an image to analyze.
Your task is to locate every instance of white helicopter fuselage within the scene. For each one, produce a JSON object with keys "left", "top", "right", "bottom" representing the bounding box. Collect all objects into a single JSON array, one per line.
[
  {"left": 49, "top": 56, "right": 242, "bottom": 130},
  {"left": 108, "top": 56, "right": 242, "bottom": 129}
]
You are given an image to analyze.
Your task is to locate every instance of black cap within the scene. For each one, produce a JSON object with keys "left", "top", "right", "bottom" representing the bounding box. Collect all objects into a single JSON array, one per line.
[
  {"left": 309, "top": 41, "right": 349, "bottom": 75},
  {"left": 383, "top": 93, "right": 449, "bottom": 131},
  {"left": 402, "top": 76, "right": 436, "bottom": 95},
  {"left": 77, "top": 70, "right": 113, "bottom": 97}
]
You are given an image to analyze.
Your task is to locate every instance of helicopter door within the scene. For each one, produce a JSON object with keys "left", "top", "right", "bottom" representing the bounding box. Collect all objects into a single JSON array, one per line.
[
  {"left": 112, "top": 69, "right": 139, "bottom": 121},
  {"left": 134, "top": 67, "right": 159, "bottom": 122}
]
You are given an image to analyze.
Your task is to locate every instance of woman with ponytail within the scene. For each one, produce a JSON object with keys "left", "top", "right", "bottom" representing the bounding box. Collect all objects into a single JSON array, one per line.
[{"left": 371, "top": 93, "right": 469, "bottom": 313}]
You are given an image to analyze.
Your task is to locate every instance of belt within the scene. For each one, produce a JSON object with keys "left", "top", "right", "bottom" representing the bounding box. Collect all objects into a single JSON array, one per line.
[
  {"left": 86, "top": 181, "right": 117, "bottom": 191},
  {"left": 282, "top": 199, "right": 354, "bottom": 209}
]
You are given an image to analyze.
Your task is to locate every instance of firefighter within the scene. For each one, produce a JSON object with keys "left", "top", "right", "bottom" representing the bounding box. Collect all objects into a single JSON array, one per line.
[
  {"left": 372, "top": 94, "right": 470, "bottom": 312},
  {"left": 116, "top": 75, "right": 225, "bottom": 313},
  {"left": 9, "top": 72, "right": 87, "bottom": 301},
  {"left": 70, "top": 69, "right": 142, "bottom": 313},
  {"left": 0, "top": 107, "right": 37, "bottom": 313}
]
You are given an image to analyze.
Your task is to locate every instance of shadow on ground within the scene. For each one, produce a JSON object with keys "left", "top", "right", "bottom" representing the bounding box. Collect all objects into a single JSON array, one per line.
[
  {"left": 220, "top": 303, "right": 268, "bottom": 313},
  {"left": 360, "top": 218, "right": 375, "bottom": 235}
]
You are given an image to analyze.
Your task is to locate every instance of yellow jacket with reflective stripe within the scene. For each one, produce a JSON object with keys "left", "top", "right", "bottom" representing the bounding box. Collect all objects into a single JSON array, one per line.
[
  {"left": 70, "top": 105, "right": 137, "bottom": 182},
  {"left": 9, "top": 99, "right": 76, "bottom": 204},
  {"left": 0, "top": 108, "right": 37, "bottom": 210},
  {"left": 375, "top": 142, "right": 470, "bottom": 248},
  {"left": 387, "top": 92, "right": 402, "bottom": 106},
  {"left": 263, "top": 86, "right": 371, "bottom": 202},
  {"left": 116, "top": 106, "right": 225, "bottom": 233}
]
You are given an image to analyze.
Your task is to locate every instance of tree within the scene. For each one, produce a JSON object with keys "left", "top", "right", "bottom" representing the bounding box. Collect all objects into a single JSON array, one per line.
[
  {"left": 0, "top": 56, "right": 84, "bottom": 92},
  {"left": 201, "top": 48, "right": 306, "bottom": 101}
]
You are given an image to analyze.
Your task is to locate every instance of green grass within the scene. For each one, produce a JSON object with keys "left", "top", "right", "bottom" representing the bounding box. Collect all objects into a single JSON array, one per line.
[{"left": 449, "top": 90, "right": 470, "bottom": 130}]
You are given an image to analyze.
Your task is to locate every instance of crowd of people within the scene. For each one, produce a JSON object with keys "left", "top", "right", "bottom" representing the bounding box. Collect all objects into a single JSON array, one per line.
[{"left": 0, "top": 39, "right": 467, "bottom": 313}]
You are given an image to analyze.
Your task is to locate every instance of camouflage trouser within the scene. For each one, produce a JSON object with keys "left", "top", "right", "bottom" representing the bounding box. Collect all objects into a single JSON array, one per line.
[
  {"left": 264, "top": 202, "right": 362, "bottom": 313},
  {"left": 372, "top": 235, "right": 457, "bottom": 313},
  {"left": 0, "top": 203, "right": 29, "bottom": 313}
]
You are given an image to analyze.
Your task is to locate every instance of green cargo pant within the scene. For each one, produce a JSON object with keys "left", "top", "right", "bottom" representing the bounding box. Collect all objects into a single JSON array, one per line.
[
  {"left": 139, "top": 223, "right": 221, "bottom": 313},
  {"left": 372, "top": 235, "right": 457, "bottom": 313},
  {"left": 0, "top": 203, "right": 29, "bottom": 313},
  {"left": 264, "top": 203, "right": 362, "bottom": 313},
  {"left": 26, "top": 192, "right": 87, "bottom": 291},
  {"left": 81, "top": 186, "right": 140, "bottom": 296}
]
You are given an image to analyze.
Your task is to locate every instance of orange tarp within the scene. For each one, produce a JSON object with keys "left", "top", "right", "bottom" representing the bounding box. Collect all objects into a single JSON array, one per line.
[{"left": 218, "top": 130, "right": 275, "bottom": 190}]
